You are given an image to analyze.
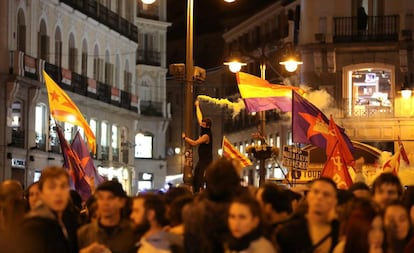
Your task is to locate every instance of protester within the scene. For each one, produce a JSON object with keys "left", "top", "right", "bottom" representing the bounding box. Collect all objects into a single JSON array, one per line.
[
  {"left": 182, "top": 99, "right": 213, "bottom": 193},
  {"left": 16, "top": 166, "right": 74, "bottom": 253},
  {"left": 276, "top": 177, "right": 340, "bottom": 253},
  {"left": 383, "top": 201, "right": 412, "bottom": 253},
  {"left": 183, "top": 157, "right": 244, "bottom": 253},
  {"left": 26, "top": 182, "right": 40, "bottom": 210},
  {"left": 333, "top": 198, "right": 384, "bottom": 253},
  {"left": 225, "top": 193, "right": 277, "bottom": 253},
  {"left": 348, "top": 181, "right": 371, "bottom": 199},
  {"left": 130, "top": 192, "right": 183, "bottom": 253},
  {"left": 77, "top": 180, "right": 137, "bottom": 253},
  {"left": 371, "top": 173, "right": 403, "bottom": 210}
]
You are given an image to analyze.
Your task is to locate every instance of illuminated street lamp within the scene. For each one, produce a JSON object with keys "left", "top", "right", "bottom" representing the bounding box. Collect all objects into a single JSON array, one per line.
[
  {"left": 141, "top": 0, "right": 156, "bottom": 4},
  {"left": 279, "top": 57, "right": 303, "bottom": 72}
]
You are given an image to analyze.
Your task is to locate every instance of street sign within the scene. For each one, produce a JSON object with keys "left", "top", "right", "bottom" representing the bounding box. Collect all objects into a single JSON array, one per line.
[{"left": 282, "top": 145, "right": 309, "bottom": 171}]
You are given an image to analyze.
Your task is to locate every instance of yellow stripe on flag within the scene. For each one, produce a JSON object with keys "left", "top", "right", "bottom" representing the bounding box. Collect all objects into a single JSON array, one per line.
[
  {"left": 43, "top": 70, "right": 96, "bottom": 154},
  {"left": 222, "top": 136, "right": 252, "bottom": 168}
]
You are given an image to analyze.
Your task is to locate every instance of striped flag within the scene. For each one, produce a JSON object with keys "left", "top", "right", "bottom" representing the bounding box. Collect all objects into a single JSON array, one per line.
[
  {"left": 222, "top": 136, "right": 252, "bottom": 168},
  {"left": 43, "top": 70, "right": 96, "bottom": 154},
  {"left": 236, "top": 72, "right": 304, "bottom": 112}
]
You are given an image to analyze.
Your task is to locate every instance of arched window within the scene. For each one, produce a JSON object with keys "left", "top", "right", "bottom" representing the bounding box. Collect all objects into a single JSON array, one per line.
[
  {"left": 112, "top": 125, "right": 119, "bottom": 162},
  {"left": 38, "top": 20, "right": 49, "bottom": 61},
  {"left": 68, "top": 33, "right": 77, "bottom": 71},
  {"left": 35, "top": 103, "right": 47, "bottom": 151},
  {"left": 101, "top": 121, "right": 109, "bottom": 160},
  {"left": 17, "top": 9, "right": 26, "bottom": 52},
  {"left": 81, "top": 39, "right": 88, "bottom": 76},
  {"left": 124, "top": 59, "right": 131, "bottom": 93},
  {"left": 93, "top": 44, "right": 102, "bottom": 81},
  {"left": 55, "top": 27, "right": 62, "bottom": 67},
  {"left": 115, "top": 55, "right": 120, "bottom": 88},
  {"left": 105, "top": 50, "right": 113, "bottom": 85}
]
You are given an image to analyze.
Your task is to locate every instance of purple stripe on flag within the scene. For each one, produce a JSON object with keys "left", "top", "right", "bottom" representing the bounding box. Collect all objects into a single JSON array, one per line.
[{"left": 244, "top": 97, "right": 292, "bottom": 112}]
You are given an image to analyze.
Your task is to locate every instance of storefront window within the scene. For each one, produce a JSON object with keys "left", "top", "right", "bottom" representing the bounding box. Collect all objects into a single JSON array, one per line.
[
  {"left": 112, "top": 125, "right": 119, "bottom": 162},
  {"left": 101, "top": 122, "right": 109, "bottom": 160}
]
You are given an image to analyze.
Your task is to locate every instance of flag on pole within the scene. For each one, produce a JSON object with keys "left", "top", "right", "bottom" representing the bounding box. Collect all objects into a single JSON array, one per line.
[
  {"left": 320, "top": 116, "right": 354, "bottom": 189},
  {"left": 43, "top": 70, "right": 96, "bottom": 154},
  {"left": 222, "top": 136, "right": 252, "bottom": 168},
  {"left": 56, "top": 125, "right": 92, "bottom": 201},
  {"left": 71, "top": 131, "right": 105, "bottom": 189},
  {"left": 398, "top": 136, "right": 410, "bottom": 165},
  {"left": 321, "top": 143, "right": 353, "bottom": 189},
  {"left": 383, "top": 149, "right": 401, "bottom": 175},
  {"left": 292, "top": 91, "right": 354, "bottom": 154},
  {"left": 236, "top": 72, "right": 304, "bottom": 113}
]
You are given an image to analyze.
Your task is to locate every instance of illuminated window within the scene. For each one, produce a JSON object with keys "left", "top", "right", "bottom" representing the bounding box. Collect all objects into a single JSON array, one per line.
[
  {"left": 101, "top": 122, "right": 109, "bottom": 160},
  {"left": 35, "top": 104, "right": 47, "bottom": 150},
  {"left": 135, "top": 133, "right": 153, "bottom": 158},
  {"left": 112, "top": 125, "right": 119, "bottom": 161}
]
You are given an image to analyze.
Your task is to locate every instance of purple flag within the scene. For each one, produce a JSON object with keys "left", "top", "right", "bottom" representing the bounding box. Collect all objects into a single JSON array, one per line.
[
  {"left": 56, "top": 126, "right": 92, "bottom": 201},
  {"left": 292, "top": 91, "right": 354, "bottom": 154},
  {"left": 71, "top": 131, "right": 105, "bottom": 187}
]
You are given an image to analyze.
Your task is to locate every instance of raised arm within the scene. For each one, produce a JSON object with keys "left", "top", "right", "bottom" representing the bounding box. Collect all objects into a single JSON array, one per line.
[{"left": 195, "top": 99, "right": 203, "bottom": 126}]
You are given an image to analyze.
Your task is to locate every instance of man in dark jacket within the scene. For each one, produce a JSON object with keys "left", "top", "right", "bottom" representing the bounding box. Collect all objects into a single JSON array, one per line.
[{"left": 17, "top": 166, "right": 73, "bottom": 253}]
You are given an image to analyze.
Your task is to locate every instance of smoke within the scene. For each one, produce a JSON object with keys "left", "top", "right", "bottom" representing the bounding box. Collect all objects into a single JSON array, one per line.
[{"left": 197, "top": 95, "right": 245, "bottom": 118}]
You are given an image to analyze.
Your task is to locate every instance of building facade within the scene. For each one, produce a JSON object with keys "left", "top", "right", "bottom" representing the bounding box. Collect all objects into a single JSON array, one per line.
[
  {"left": 0, "top": 0, "right": 170, "bottom": 194},
  {"left": 223, "top": 0, "right": 414, "bottom": 185}
]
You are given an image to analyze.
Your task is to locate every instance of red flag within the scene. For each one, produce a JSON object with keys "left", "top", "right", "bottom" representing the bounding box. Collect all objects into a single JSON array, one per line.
[
  {"left": 327, "top": 115, "right": 354, "bottom": 165},
  {"left": 382, "top": 149, "right": 401, "bottom": 175},
  {"left": 321, "top": 143, "right": 353, "bottom": 189},
  {"left": 71, "top": 131, "right": 105, "bottom": 189},
  {"left": 56, "top": 125, "right": 92, "bottom": 201},
  {"left": 398, "top": 136, "right": 410, "bottom": 165},
  {"left": 222, "top": 136, "right": 252, "bottom": 168}
]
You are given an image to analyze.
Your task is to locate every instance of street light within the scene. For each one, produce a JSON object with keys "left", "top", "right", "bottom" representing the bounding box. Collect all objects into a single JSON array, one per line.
[
  {"left": 225, "top": 48, "right": 301, "bottom": 186},
  {"left": 145, "top": 0, "right": 236, "bottom": 186}
]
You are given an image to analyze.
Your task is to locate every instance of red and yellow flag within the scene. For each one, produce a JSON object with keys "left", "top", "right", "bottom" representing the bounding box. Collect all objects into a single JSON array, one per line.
[
  {"left": 43, "top": 70, "right": 96, "bottom": 154},
  {"left": 222, "top": 136, "right": 252, "bottom": 168}
]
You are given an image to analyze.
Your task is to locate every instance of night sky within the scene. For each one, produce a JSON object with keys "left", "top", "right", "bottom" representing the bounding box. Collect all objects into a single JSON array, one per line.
[{"left": 167, "top": 0, "right": 277, "bottom": 39}]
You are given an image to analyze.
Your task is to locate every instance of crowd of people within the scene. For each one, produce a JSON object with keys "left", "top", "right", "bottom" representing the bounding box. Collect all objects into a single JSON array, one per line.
[{"left": 1, "top": 157, "right": 414, "bottom": 253}]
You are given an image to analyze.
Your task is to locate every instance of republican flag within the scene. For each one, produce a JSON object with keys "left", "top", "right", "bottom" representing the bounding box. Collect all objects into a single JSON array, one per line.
[
  {"left": 383, "top": 149, "right": 401, "bottom": 175},
  {"left": 43, "top": 70, "right": 96, "bottom": 154},
  {"left": 56, "top": 125, "right": 92, "bottom": 201},
  {"left": 222, "top": 136, "right": 252, "bottom": 168},
  {"left": 398, "top": 136, "right": 410, "bottom": 165},
  {"left": 292, "top": 91, "right": 354, "bottom": 155},
  {"left": 321, "top": 143, "right": 353, "bottom": 189},
  {"left": 71, "top": 131, "right": 105, "bottom": 189},
  {"left": 236, "top": 72, "right": 304, "bottom": 113}
]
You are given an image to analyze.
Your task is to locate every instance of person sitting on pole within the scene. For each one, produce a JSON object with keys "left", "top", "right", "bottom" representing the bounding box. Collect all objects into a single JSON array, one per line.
[{"left": 182, "top": 99, "right": 213, "bottom": 193}]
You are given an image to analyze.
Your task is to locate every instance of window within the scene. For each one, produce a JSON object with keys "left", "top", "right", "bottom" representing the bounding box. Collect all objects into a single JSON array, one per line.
[
  {"left": 68, "top": 34, "right": 77, "bottom": 71},
  {"left": 101, "top": 122, "right": 109, "bottom": 160},
  {"left": 81, "top": 40, "right": 88, "bottom": 76},
  {"left": 35, "top": 104, "right": 47, "bottom": 150},
  {"left": 55, "top": 27, "right": 62, "bottom": 67},
  {"left": 112, "top": 125, "right": 119, "bottom": 162},
  {"left": 64, "top": 122, "right": 74, "bottom": 141},
  {"left": 134, "top": 133, "right": 153, "bottom": 158},
  {"left": 348, "top": 67, "right": 393, "bottom": 117},
  {"left": 10, "top": 101, "right": 24, "bottom": 148},
  {"left": 17, "top": 9, "right": 26, "bottom": 52},
  {"left": 49, "top": 117, "right": 59, "bottom": 153},
  {"left": 38, "top": 20, "right": 49, "bottom": 61}
]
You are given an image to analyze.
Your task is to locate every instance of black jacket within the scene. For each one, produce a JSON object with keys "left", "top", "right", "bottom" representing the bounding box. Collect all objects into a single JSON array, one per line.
[{"left": 17, "top": 204, "right": 71, "bottom": 253}]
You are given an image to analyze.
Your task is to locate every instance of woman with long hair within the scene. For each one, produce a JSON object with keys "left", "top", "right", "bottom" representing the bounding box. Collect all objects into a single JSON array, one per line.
[
  {"left": 225, "top": 193, "right": 277, "bottom": 253},
  {"left": 334, "top": 198, "right": 384, "bottom": 253}
]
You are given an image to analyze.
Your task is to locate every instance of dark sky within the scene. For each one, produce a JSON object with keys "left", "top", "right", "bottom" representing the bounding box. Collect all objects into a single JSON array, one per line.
[{"left": 167, "top": 0, "right": 277, "bottom": 40}]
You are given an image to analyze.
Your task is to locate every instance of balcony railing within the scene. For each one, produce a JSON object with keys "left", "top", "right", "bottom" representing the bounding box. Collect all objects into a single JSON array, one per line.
[
  {"left": 10, "top": 50, "right": 167, "bottom": 118},
  {"left": 60, "top": 0, "right": 138, "bottom": 42},
  {"left": 333, "top": 15, "right": 399, "bottom": 43},
  {"left": 342, "top": 98, "right": 394, "bottom": 118},
  {"left": 137, "top": 49, "right": 161, "bottom": 66}
]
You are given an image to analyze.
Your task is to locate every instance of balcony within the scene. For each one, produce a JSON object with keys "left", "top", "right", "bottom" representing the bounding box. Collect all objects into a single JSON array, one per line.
[
  {"left": 342, "top": 98, "right": 394, "bottom": 118},
  {"left": 10, "top": 51, "right": 168, "bottom": 118},
  {"left": 137, "top": 50, "right": 161, "bottom": 66},
  {"left": 140, "top": 100, "right": 163, "bottom": 117},
  {"left": 60, "top": 0, "right": 138, "bottom": 42},
  {"left": 333, "top": 15, "right": 399, "bottom": 43}
]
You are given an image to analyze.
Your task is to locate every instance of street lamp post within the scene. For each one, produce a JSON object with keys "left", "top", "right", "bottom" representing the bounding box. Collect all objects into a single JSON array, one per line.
[{"left": 182, "top": 0, "right": 195, "bottom": 185}]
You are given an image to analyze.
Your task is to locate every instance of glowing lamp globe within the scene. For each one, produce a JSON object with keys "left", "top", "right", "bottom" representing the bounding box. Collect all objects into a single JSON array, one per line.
[
  {"left": 224, "top": 61, "right": 247, "bottom": 73},
  {"left": 141, "top": 0, "right": 156, "bottom": 4},
  {"left": 280, "top": 59, "right": 303, "bottom": 72}
]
